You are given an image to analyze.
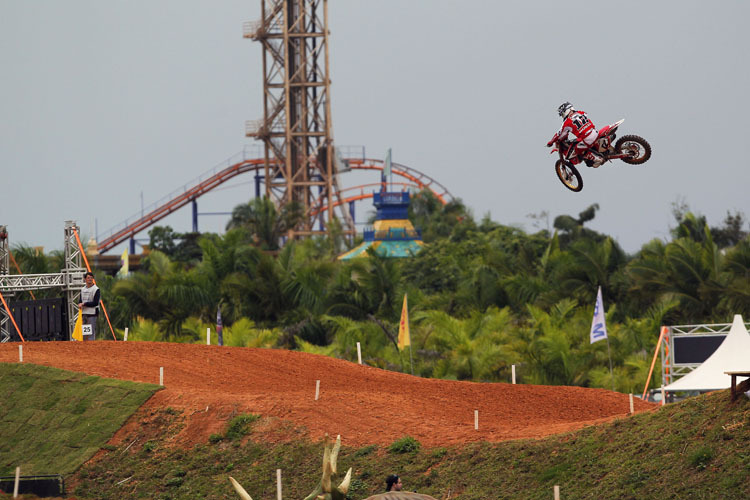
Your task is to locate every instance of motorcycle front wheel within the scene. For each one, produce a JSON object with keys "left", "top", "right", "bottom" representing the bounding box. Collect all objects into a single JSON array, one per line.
[
  {"left": 615, "top": 135, "right": 651, "bottom": 164},
  {"left": 555, "top": 160, "right": 583, "bottom": 192}
]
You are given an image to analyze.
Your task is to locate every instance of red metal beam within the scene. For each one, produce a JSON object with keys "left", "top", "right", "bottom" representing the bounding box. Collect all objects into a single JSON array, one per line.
[
  {"left": 97, "top": 156, "right": 452, "bottom": 254},
  {"left": 97, "top": 159, "right": 263, "bottom": 253}
]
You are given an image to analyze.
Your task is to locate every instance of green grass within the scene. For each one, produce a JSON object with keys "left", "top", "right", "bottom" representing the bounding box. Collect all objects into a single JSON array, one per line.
[
  {"left": 2, "top": 362, "right": 748, "bottom": 499},
  {"left": 70, "top": 389, "right": 750, "bottom": 500},
  {"left": 0, "top": 363, "right": 160, "bottom": 476}
]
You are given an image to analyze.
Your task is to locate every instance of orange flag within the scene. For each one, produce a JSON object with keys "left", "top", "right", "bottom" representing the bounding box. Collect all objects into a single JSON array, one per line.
[{"left": 398, "top": 294, "right": 410, "bottom": 350}]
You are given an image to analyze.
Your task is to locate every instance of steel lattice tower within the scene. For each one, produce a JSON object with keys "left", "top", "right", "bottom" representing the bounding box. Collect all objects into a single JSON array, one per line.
[{"left": 244, "top": 0, "right": 354, "bottom": 239}]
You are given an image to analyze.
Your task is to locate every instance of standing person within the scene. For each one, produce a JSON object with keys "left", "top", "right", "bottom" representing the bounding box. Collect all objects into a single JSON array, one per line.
[
  {"left": 385, "top": 474, "right": 402, "bottom": 492},
  {"left": 78, "top": 271, "right": 100, "bottom": 341}
]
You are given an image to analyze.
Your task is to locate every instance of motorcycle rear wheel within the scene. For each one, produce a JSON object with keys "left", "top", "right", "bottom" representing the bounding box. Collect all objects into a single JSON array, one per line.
[
  {"left": 615, "top": 135, "right": 651, "bottom": 164},
  {"left": 555, "top": 160, "right": 583, "bottom": 192}
]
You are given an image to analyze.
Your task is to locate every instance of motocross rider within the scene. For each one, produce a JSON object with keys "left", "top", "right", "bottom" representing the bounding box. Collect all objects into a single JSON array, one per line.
[{"left": 547, "top": 102, "right": 604, "bottom": 168}]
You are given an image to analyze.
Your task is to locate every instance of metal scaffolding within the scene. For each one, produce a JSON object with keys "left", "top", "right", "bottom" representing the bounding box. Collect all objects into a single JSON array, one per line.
[
  {"left": 244, "top": 0, "right": 354, "bottom": 239},
  {"left": 0, "top": 221, "right": 86, "bottom": 342},
  {"left": 660, "top": 321, "right": 750, "bottom": 386}
]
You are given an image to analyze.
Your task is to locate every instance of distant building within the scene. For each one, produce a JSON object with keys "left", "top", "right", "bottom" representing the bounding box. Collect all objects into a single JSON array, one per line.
[{"left": 338, "top": 191, "right": 423, "bottom": 260}]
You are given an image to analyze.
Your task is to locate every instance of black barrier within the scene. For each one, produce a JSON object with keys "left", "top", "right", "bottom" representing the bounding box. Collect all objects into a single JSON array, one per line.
[
  {"left": 0, "top": 474, "right": 65, "bottom": 497},
  {"left": 8, "top": 297, "right": 68, "bottom": 341}
]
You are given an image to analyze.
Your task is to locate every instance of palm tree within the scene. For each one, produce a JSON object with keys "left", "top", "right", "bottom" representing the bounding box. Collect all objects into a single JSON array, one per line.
[
  {"left": 499, "top": 233, "right": 561, "bottom": 310},
  {"left": 553, "top": 236, "right": 627, "bottom": 305},
  {"left": 718, "top": 236, "right": 750, "bottom": 317},
  {"left": 112, "top": 251, "right": 210, "bottom": 338},
  {"left": 417, "top": 307, "right": 514, "bottom": 381},
  {"left": 226, "top": 197, "right": 303, "bottom": 250},
  {"left": 625, "top": 221, "right": 727, "bottom": 322},
  {"left": 356, "top": 249, "right": 403, "bottom": 319},
  {"left": 512, "top": 300, "right": 606, "bottom": 386}
]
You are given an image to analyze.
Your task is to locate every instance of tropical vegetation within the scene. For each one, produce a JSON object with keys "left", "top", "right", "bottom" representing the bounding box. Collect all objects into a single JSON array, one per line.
[{"left": 9, "top": 193, "right": 750, "bottom": 394}]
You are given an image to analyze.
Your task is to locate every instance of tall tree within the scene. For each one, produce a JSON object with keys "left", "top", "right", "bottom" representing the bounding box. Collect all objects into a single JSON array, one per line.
[{"left": 226, "top": 197, "right": 303, "bottom": 250}]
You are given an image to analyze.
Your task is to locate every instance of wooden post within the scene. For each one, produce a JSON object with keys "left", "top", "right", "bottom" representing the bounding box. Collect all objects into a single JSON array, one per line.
[
  {"left": 512, "top": 364, "right": 516, "bottom": 384},
  {"left": 474, "top": 410, "right": 478, "bottom": 430},
  {"left": 18, "top": 345, "right": 22, "bottom": 363},
  {"left": 554, "top": 484, "right": 560, "bottom": 500},
  {"left": 661, "top": 385, "right": 665, "bottom": 406},
  {"left": 124, "top": 327, "right": 129, "bottom": 341},
  {"left": 629, "top": 393, "right": 634, "bottom": 414},
  {"left": 276, "top": 469, "right": 282, "bottom": 500},
  {"left": 13, "top": 466, "right": 20, "bottom": 498},
  {"left": 356, "top": 342, "right": 362, "bottom": 364},
  {"left": 315, "top": 380, "right": 320, "bottom": 401},
  {"left": 160, "top": 367, "right": 164, "bottom": 386},
  {"left": 206, "top": 328, "right": 210, "bottom": 345}
]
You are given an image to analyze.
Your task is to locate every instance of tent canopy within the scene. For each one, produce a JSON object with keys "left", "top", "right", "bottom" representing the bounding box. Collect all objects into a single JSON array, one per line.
[{"left": 665, "top": 314, "right": 750, "bottom": 392}]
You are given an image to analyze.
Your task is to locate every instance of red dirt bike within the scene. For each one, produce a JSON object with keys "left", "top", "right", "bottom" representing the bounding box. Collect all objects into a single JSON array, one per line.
[{"left": 549, "top": 119, "right": 651, "bottom": 192}]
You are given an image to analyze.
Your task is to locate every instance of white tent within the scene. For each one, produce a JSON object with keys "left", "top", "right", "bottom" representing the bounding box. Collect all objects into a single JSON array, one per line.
[{"left": 664, "top": 314, "right": 750, "bottom": 392}]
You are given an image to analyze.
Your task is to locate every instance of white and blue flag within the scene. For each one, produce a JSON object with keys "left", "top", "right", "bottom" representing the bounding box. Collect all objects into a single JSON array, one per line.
[{"left": 590, "top": 286, "right": 608, "bottom": 344}]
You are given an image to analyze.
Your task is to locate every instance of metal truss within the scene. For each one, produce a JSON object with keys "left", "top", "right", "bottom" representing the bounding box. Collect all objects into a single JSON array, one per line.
[
  {"left": 0, "top": 221, "right": 85, "bottom": 342},
  {"left": 244, "top": 0, "right": 354, "bottom": 239},
  {"left": 0, "top": 225, "right": 8, "bottom": 275},
  {"left": 0, "top": 225, "right": 8, "bottom": 341},
  {"left": 660, "top": 321, "right": 750, "bottom": 386},
  {"left": 0, "top": 273, "right": 69, "bottom": 292}
]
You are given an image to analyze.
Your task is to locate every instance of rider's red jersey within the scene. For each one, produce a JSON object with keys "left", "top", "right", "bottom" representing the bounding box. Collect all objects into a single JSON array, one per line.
[{"left": 560, "top": 110, "right": 596, "bottom": 141}]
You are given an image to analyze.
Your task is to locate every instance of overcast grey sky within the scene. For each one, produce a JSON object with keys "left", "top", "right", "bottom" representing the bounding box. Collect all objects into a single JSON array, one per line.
[{"left": 1, "top": 0, "right": 748, "bottom": 255}]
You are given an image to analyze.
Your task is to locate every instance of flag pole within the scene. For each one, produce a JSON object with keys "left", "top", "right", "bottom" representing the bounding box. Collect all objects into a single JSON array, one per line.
[
  {"left": 590, "top": 286, "right": 614, "bottom": 391},
  {"left": 408, "top": 345, "right": 414, "bottom": 375},
  {"left": 606, "top": 337, "right": 614, "bottom": 391}
]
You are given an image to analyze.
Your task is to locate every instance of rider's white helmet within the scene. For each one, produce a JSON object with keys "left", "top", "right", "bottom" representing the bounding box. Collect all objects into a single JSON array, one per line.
[{"left": 558, "top": 102, "right": 574, "bottom": 119}]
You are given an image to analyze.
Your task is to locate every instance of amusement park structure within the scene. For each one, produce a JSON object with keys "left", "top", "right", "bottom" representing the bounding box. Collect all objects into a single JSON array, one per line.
[
  {"left": 91, "top": 0, "right": 452, "bottom": 255},
  {"left": 243, "top": 0, "right": 351, "bottom": 239},
  {"left": 95, "top": 150, "right": 452, "bottom": 254}
]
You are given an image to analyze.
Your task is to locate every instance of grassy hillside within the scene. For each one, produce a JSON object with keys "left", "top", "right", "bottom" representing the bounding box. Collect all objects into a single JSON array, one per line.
[
  {"left": 0, "top": 363, "right": 160, "bottom": 477},
  {"left": 0, "top": 362, "right": 747, "bottom": 499},
  {"left": 72, "top": 387, "right": 749, "bottom": 500}
]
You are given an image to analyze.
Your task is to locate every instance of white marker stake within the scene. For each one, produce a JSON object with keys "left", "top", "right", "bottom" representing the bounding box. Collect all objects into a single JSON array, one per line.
[
  {"left": 159, "top": 367, "right": 164, "bottom": 386},
  {"left": 474, "top": 410, "right": 478, "bottom": 430},
  {"left": 356, "top": 342, "right": 362, "bottom": 364},
  {"left": 554, "top": 484, "right": 560, "bottom": 500},
  {"left": 124, "top": 327, "right": 129, "bottom": 341},
  {"left": 661, "top": 385, "right": 666, "bottom": 406},
  {"left": 18, "top": 345, "right": 22, "bottom": 363},
  {"left": 512, "top": 364, "right": 516, "bottom": 384},
  {"left": 315, "top": 380, "right": 320, "bottom": 401},
  {"left": 13, "top": 466, "right": 20, "bottom": 498},
  {"left": 629, "top": 393, "right": 634, "bottom": 414},
  {"left": 206, "top": 328, "right": 211, "bottom": 345},
  {"left": 276, "top": 469, "right": 282, "bottom": 500}
]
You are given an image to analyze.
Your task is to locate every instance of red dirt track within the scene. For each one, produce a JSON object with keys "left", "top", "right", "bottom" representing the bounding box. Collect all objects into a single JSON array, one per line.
[{"left": 0, "top": 341, "right": 656, "bottom": 448}]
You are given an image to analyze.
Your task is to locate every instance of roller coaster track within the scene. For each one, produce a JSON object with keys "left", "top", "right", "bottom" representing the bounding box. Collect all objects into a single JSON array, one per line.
[{"left": 97, "top": 149, "right": 453, "bottom": 254}]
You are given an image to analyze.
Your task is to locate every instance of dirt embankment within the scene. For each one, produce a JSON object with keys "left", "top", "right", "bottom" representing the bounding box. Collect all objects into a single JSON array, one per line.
[{"left": 0, "top": 341, "right": 656, "bottom": 448}]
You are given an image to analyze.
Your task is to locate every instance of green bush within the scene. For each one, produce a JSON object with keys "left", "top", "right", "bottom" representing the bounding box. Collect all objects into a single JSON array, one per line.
[
  {"left": 354, "top": 444, "right": 377, "bottom": 457},
  {"left": 388, "top": 436, "right": 421, "bottom": 454},
  {"left": 688, "top": 447, "right": 714, "bottom": 470},
  {"left": 224, "top": 414, "right": 260, "bottom": 441}
]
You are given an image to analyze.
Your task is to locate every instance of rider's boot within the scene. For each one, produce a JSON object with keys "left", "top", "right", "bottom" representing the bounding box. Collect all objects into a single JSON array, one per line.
[{"left": 584, "top": 151, "right": 604, "bottom": 168}]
